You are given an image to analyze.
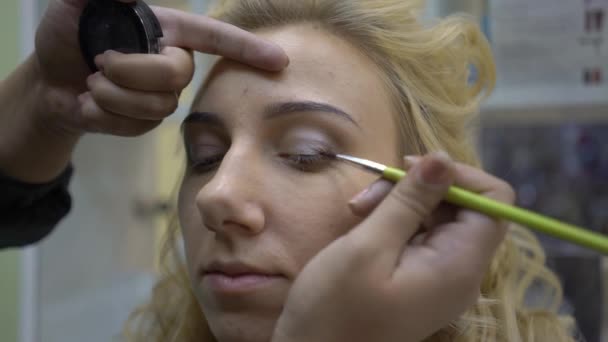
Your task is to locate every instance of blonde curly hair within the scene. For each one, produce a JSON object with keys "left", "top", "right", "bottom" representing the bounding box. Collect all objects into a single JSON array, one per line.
[{"left": 124, "top": 1, "right": 576, "bottom": 341}]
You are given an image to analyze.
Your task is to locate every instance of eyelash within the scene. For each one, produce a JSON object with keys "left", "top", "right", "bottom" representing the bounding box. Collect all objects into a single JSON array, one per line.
[
  {"left": 280, "top": 146, "right": 335, "bottom": 172},
  {"left": 188, "top": 148, "right": 334, "bottom": 174},
  {"left": 282, "top": 153, "right": 328, "bottom": 171},
  {"left": 190, "top": 155, "right": 224, "bottom": 173}
]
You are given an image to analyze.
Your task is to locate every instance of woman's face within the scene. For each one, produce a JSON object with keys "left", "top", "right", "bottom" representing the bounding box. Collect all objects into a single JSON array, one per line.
[{"left": 179, "top": 24, "right": 401, "bottom": 342}]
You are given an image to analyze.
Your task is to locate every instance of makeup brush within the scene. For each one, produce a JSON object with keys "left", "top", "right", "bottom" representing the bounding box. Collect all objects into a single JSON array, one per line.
[{"left": 327, "top": 153, "right": 608, "bottom": 254}]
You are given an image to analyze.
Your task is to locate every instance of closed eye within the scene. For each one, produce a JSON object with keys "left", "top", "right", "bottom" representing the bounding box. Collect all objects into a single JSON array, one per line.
[
  {"left": 189, "top": 154, "right": 224, "bottom": 173},
  {"left": 279, "top": 152, "right": 335, "bottom": 172}
]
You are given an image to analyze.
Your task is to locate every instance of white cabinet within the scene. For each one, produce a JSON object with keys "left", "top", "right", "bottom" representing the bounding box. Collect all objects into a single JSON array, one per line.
[{"left": 37, "top": 134, "right": 159, "bottom": 342}]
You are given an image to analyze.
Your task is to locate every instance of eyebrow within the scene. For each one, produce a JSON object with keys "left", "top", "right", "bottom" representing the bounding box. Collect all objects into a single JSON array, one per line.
[
  {"left": 183, "top": 101, "right": 360, "bottom": 129},
  {"left": 264, "top": 101, "right": 360, "bottom": 128},
  {"left": 181, "top": 111, "right": 225, "bottom": 133}
]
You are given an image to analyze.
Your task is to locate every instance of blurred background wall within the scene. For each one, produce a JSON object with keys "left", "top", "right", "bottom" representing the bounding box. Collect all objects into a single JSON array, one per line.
[{"left": 0, "top": 0, "right": 23, "bottom": 341}]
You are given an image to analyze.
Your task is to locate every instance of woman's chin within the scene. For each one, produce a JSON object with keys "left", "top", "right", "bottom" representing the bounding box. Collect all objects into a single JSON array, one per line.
[
  {"left": 207, "top": 312, "right": 278, "bottom": 342},
  {"left": 199, "top": 280, "right": 288, "bottom": 342}
]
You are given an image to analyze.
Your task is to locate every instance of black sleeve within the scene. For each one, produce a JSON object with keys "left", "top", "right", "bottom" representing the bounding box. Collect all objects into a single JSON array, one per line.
[{"left": 0, "top": 166, "right": 73, "bottom": 248}]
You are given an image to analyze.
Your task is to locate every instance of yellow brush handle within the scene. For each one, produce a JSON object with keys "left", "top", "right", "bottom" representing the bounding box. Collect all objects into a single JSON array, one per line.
[{"left": 382, "top": 167, "right": 608, "bottom": 255}]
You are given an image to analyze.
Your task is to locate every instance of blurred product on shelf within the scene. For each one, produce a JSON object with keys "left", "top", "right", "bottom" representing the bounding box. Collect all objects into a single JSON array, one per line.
[{"left": 481, "top": 121, "right": 608, "bottom": 342}]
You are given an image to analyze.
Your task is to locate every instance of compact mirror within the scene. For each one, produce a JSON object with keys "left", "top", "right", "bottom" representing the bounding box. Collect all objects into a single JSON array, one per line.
[{"left": 79, "top": 0, "right": 164, "bottom": 71}]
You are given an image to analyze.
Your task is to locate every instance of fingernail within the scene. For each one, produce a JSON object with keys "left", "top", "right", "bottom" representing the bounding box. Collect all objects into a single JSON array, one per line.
[
  {"left": 403, "top": 155, "right": 421, "bottom": 169},
  {"left": 348, "top": 179, "right": 393, "bottom": 207},
  {"left": 94, "top": 54, "right": 105, "bottom": 71},
  {"left": 77, "top": 92, "right": 88, "bottom": 104},
  {"left": 350, "top": 187, "right": 369, "bottom": 204},
  {"left": 86, "top": 72, "right": 97, "bottom": 85},
  {"left": 434, "top": 150, "right": 451, "bottom": 160},
  {"left": 282, "top": 54, "right": 291, "bottom": 68},
  {"left": 416, "top": 151, "right": 452, "bottom": 186}
]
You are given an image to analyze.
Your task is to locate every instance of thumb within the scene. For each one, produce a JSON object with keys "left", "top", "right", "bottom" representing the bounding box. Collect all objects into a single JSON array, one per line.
[{"left": 350, "top": 152, "right": 455, "bottom": 264}]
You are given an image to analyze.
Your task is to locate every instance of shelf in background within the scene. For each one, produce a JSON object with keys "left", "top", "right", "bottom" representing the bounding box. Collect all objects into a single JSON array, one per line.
[
  {"left": 481, "top": 84, "right": 608, "bottom": 125},
  {"left": 482, "top": 85, "right": 608, "bottom": 112}
]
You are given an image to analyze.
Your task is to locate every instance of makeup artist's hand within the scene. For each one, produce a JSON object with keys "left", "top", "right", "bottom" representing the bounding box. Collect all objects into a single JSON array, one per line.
[
  {"left": 34, "top": 0, "right": 288, "bottom": 136},
  {"left": 1, "top": 0, "right": 287, "bottom": 182},
  {"left": 272, "top": 152, "right": 515, "bottom": 342}
]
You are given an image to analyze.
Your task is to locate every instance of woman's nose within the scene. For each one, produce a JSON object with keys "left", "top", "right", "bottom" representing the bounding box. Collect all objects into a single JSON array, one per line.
[{"left": 195, "top": 151, "right": 266, "bottom": 236}]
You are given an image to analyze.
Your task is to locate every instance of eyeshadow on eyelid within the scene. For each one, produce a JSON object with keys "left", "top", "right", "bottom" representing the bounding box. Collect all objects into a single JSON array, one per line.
[
  {"left": 285, "top": 144, "right": 326, "bottom": 156},
  {"left": 183, "top": 125, "right": 226, "bottom": 143}
]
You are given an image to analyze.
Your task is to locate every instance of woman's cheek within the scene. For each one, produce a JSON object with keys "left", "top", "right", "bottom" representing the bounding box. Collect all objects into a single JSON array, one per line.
[
  {"left": 276, "top": 192, "right": 360, "bottom": 265},
  {"left": 178, "top": 182, "right": 206, "bottom": 253}
]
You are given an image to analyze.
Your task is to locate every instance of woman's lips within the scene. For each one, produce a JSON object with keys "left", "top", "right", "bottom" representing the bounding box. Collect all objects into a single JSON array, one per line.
[
  {"left": 203, "top": 272, "right": 284, "bottom": 293},
  {"left": 201, "top": 261, "right": 286, "bottom": 294}
]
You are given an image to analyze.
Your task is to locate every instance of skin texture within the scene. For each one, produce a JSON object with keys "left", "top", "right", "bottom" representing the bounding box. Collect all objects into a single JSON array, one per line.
[
  {"left": 179, "top": 24, "right": 402, "bottom": 342},
  {"left": 179, "top": 24, "right": 515, "bottom": 342}
]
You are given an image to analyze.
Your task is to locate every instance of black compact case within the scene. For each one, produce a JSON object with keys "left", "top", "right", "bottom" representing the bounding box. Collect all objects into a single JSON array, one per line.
[{"left": 79, "top": 0, "right": 163, "bottom": 71}]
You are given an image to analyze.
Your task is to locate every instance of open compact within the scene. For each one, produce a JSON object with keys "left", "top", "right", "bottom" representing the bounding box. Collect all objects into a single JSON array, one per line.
[{"left": 78, "top": 0, "right": 164, "bottom": 71}]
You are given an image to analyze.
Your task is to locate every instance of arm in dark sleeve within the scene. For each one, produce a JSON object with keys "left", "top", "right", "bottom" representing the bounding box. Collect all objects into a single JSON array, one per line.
[{"left": 0, "top": 166, "right": 73, "bottom": 248}]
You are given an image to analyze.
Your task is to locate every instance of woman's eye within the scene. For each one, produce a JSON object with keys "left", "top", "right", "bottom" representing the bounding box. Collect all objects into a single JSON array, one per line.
[
  {"left": 281, "top": 153, "right": 331, "bottom": 172},
  {"left": 184, "top": 140, "right": 227, "bottom": 173},
  {"left": 189, "top": 154, "right": 224, "bottom": 173}
]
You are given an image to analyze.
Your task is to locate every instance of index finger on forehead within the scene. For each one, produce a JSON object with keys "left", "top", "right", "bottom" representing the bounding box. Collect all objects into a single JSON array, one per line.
[{"left": 153, "top": 7, "right": 289, "bottom": 71}]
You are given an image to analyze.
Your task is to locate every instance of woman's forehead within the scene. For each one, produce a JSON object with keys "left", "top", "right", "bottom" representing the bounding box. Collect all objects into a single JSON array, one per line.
[{"left": 194, "top": 24, "right": 394, "bottom": 124}]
